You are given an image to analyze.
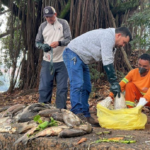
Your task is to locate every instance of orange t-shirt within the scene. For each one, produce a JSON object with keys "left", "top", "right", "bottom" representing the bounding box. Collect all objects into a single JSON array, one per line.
[{"left": 109, "top": 68, "right": 150, "bottom": 101}]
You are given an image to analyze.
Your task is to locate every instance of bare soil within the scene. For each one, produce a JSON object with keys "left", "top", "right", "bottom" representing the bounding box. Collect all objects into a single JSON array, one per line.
[{"left": 0, "top": 86, "right": 150, "bottom": 150}]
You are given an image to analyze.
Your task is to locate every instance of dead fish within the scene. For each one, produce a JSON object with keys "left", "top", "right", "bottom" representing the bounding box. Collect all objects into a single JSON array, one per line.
[
  {"left": 13, "top": 126, "right": 37, "bottom": 145},
  {"left": 74, "top": 123, "right": 93, "bottom": 133},
  {"left": 58, "top": 129, "right": 86, "bottom": 138},
  {"left": 14, "top": 125, "right": 69, "bottom": 145},
  {"left": 38, "top": 108, "right": 61, "bottom": 117},
  {"left": 15, "top": 103, "right": 47, "bottom": 122},
  {"left": 27, "top": 103, "right": 50, "bottom": 111},
  {"left": 40, "top": 117, "right": 50, "bottom": 122},
  {"left": 32, "top": 107, "right": 45, "bottom": 112},
  {"left": 15, "top": 105, "right": 33, "bottom": 120},
  {"left": 0, "top": 126, "right": 12, "bottom": 132},
  {"left": 13, "top": 109, "right": 23, "bottom": 117},
  {"left": 13, "top": 121, "right": 37, "bottom": 134},
  {"left": 29, "top": 126, "right": 67, "bottom": 140},
  {"left": 0, "top": 106, "right": 10, "bottom": 112},
  {"left": 61, "top": 109, "right": 81, "bottom": 127},
  {"left": 57, "top": 121, "right": 65, "bottom": 126},
  {"left": 17, "top": 111, "right": 37, "bottom": 122},
  {"left": 0, "top": 117, "right": 11, "bottom": 124},
  {"left": 2, "top": 104, "right": 25, "bottom": 117},
  {"left": 51, "top": 112, "right": 64, "bottom": 122},
  {"left": 0, "top": 121, "right": 16, "bottom": 133}
]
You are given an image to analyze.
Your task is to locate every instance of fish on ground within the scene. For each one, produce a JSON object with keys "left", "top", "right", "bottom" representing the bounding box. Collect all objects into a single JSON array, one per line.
[
  {"left": 0, "top": 121, "right": 16, "bottom": 133},
  {"left": 2, "top": 104, "right": 25, "bottom": 117},
  {"left": 12, "top": 121, "right": 38, "bottom": 133},
  {"left": 14, "top": 125, "right": 69, "bottom": 145},
  {"left": 74, "top": 123, "right": 93, "bottom": 133},
  {"left": 0, "top": 106, "right": 10, "bottom": 113},
  {"left": 58, "top": 129, "right": 86, "bottom": 138},
  {"left": 51, "top": 112, "right": 64, "bottom": 122},
  {"left": 15, "top": 103, "right": 51, "bottom": 122},
  {"left": 13, "top": 126, "right": 37, "bottom": 145},
  {"left": 61, "top": 109, "right": 81, "bottom": 127},
  {"left": 38, "top": 108, "right": 61, "bottom": 117},
  {"left": 29, "top": 125, "right": 69, "bottom": 140}
]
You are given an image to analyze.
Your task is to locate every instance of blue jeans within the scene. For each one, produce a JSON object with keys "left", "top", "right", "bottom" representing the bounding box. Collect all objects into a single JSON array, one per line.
[
  {"left": 63, "top": 48, "right": 91, "bottom": 117},
  {"left": 39, "top": 60, "right": 68, "bottom": 109}
]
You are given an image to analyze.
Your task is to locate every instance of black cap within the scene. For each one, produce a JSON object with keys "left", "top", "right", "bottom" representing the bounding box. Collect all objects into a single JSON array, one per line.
[{"left": 43, "top": 6, "right": 56, "bottom": 17}]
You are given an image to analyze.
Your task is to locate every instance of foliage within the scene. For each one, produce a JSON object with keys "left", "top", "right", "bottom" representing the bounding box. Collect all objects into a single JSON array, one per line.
[
  {"left": 110, "top": 0, "right": 140, "bottom": 14},
  {"left": 126, "top": 2, "right": 150, "bottom": 50},
  {"left": 130, "top": 33, "right": 150, "bottom": 50},
  {"left": 89, "top": 64, "right": 105, "bottom": 82},
  {"left": 34, "top": 115, "right": 58, "bottom": 131},
  {"left": 59, "top": 0, "right": 71, "bottom": 18},
  {"left": 0, "top": 0, "right": 142, "bottom": 91},
  {"left": 127, "top": 5, "right": 150, "bottom": 27},
  {"left": 34, "top": 114, "right": 43, "bottom": 124}
]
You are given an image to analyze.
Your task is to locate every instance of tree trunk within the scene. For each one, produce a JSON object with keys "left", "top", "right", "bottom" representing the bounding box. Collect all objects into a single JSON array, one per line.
[{"left": 1, "top": 0, "right": 140, "bottom": 91}]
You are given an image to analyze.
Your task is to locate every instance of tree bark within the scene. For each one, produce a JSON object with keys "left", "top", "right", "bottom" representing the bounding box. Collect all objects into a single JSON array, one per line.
[
  {"left": 0, "top": 9, "right": 10, "bottom": 15},
  {"left": 108, "top": 2, "right": 133, "bottom": 70},
  {"left": 1, "top": 0, "right": 140, "bottom": 91},
  {"left": 0, "top": 26, "right": 21, "bottom": 38}
]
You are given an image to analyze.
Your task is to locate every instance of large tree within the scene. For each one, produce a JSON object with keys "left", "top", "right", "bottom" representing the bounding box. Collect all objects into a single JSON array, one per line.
[{"left": 0, "top": 0, "right": 140, "bottom": 92}]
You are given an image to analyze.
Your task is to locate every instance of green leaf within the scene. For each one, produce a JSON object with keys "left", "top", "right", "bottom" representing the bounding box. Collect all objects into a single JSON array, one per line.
[
  {"left": 36, "top": 121, "right": 49, "bottom": 130},
  {"left": 49, "top": 117, "right": 58, "bottom": 126},
  {"left": 34, "top": 114, "right": 41, "bottom": 122}
]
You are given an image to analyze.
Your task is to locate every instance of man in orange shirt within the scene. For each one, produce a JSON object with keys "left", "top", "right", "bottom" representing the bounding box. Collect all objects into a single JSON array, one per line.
[{"left": 108, "top": 53, "right": 150, "bottom": 108}]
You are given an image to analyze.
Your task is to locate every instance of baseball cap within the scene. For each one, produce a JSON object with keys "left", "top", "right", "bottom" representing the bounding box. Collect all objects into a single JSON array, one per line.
[{"left": 43, "top": 6, "right": 56, "bottom": 17}]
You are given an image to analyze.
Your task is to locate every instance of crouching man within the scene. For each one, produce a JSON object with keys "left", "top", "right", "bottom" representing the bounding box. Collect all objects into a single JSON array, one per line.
[{"left": 108, "top": 53, "right": 150, "bottom": 108}]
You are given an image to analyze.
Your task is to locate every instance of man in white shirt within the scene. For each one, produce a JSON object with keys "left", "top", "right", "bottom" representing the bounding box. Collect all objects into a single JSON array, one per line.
[{"left": 35, "top": 6, "right": 72, "bottom": 109}]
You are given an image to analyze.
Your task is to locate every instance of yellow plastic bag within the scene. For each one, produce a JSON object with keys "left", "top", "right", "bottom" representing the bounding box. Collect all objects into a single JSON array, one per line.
[{"left": 97, "top": 103, "right": 147, "bottom": 130}]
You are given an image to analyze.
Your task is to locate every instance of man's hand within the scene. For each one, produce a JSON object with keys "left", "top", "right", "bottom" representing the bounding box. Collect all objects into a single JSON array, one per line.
[
  {"left": 35, "top": 42, "right": 51, "bottom": 52},
  {"left": 50, "top": 41, "right": 59, "bottom": 48},
  {"left": 136, "top": 97, "right": 148, "bottom": 107},
  {"left": 42, "top": 44, "right": 51, "bottom": 52},
  {"left": 110, "top": 82, "right": 121, "bottom": 98},
  {"left": 103, "top": 64, "right": 121, "bottom": 98}
]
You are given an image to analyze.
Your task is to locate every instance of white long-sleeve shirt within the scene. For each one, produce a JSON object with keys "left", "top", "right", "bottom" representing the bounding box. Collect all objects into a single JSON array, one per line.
[
  {"left": 35, "top": 18, "right": 72, "bottom": 62},
  {"left": 67, "top": 28, "right": 115, "bottom": 65}
]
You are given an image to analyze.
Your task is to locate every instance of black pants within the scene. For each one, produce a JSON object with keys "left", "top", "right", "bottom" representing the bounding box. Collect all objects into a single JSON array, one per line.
[{"left": 39, "top": 60, "right": 68, "bottom": 109}]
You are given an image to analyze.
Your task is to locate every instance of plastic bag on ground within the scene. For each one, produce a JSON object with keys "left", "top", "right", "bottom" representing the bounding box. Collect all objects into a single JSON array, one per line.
[
  {"left": 97, "top": 104, "right": 147, "bottom": 130},
  {"left": 114, "top": 93, "right": 127, "bottom": 109}
]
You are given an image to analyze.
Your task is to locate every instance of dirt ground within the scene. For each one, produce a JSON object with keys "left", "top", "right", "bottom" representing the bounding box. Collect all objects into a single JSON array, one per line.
[{"left": 0, "top": 86, "right": 150, "bottom": 150}]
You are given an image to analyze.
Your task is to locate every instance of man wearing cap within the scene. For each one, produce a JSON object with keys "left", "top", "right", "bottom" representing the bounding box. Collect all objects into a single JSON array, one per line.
[
  {"left": 35, "top": 6, "right": 72, "bottom": 109},
  {"left": 63, "top": 27, "right": 132, "bottom": 125}
]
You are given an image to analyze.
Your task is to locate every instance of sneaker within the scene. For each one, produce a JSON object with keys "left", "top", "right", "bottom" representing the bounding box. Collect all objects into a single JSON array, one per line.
[{"left": 86, "top": 116, "right": 100, "bottom": 127}]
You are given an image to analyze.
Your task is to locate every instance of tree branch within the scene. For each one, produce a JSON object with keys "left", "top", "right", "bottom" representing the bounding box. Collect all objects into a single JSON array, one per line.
[
  {"left": 59, "top": 0, "right": 71, "bottom": 19},
  {"left": 0, "top": 9, "right": 10, "bottom": 15},
  {"left": 1, "top": 0, "right": 23, "bottom": 20},
  {"left": 106, "top": 0, "right": 132, "bottom": 70},
  {"left": 110, "top": 0, "right": 140, "bottom": 15},
  {"left": 0, "top": 26, "right": 21, "bottom": 38}
]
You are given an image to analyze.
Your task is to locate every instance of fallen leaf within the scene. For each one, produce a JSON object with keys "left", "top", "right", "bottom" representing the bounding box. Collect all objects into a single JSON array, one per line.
[
  {"left": 77, "top": 138, "right": 87, "bottom": 144},
  {"left": 108, "top": 137, "right": 124, "bottom": 141}
]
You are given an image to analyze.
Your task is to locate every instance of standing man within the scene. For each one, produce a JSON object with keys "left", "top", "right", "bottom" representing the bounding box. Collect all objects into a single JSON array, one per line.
[
  {"left": 35, "top": 6, "right": 72, "bottom": 109},
  {"left": 63, "top": 27, "right": 132, "bottom": 125}
]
